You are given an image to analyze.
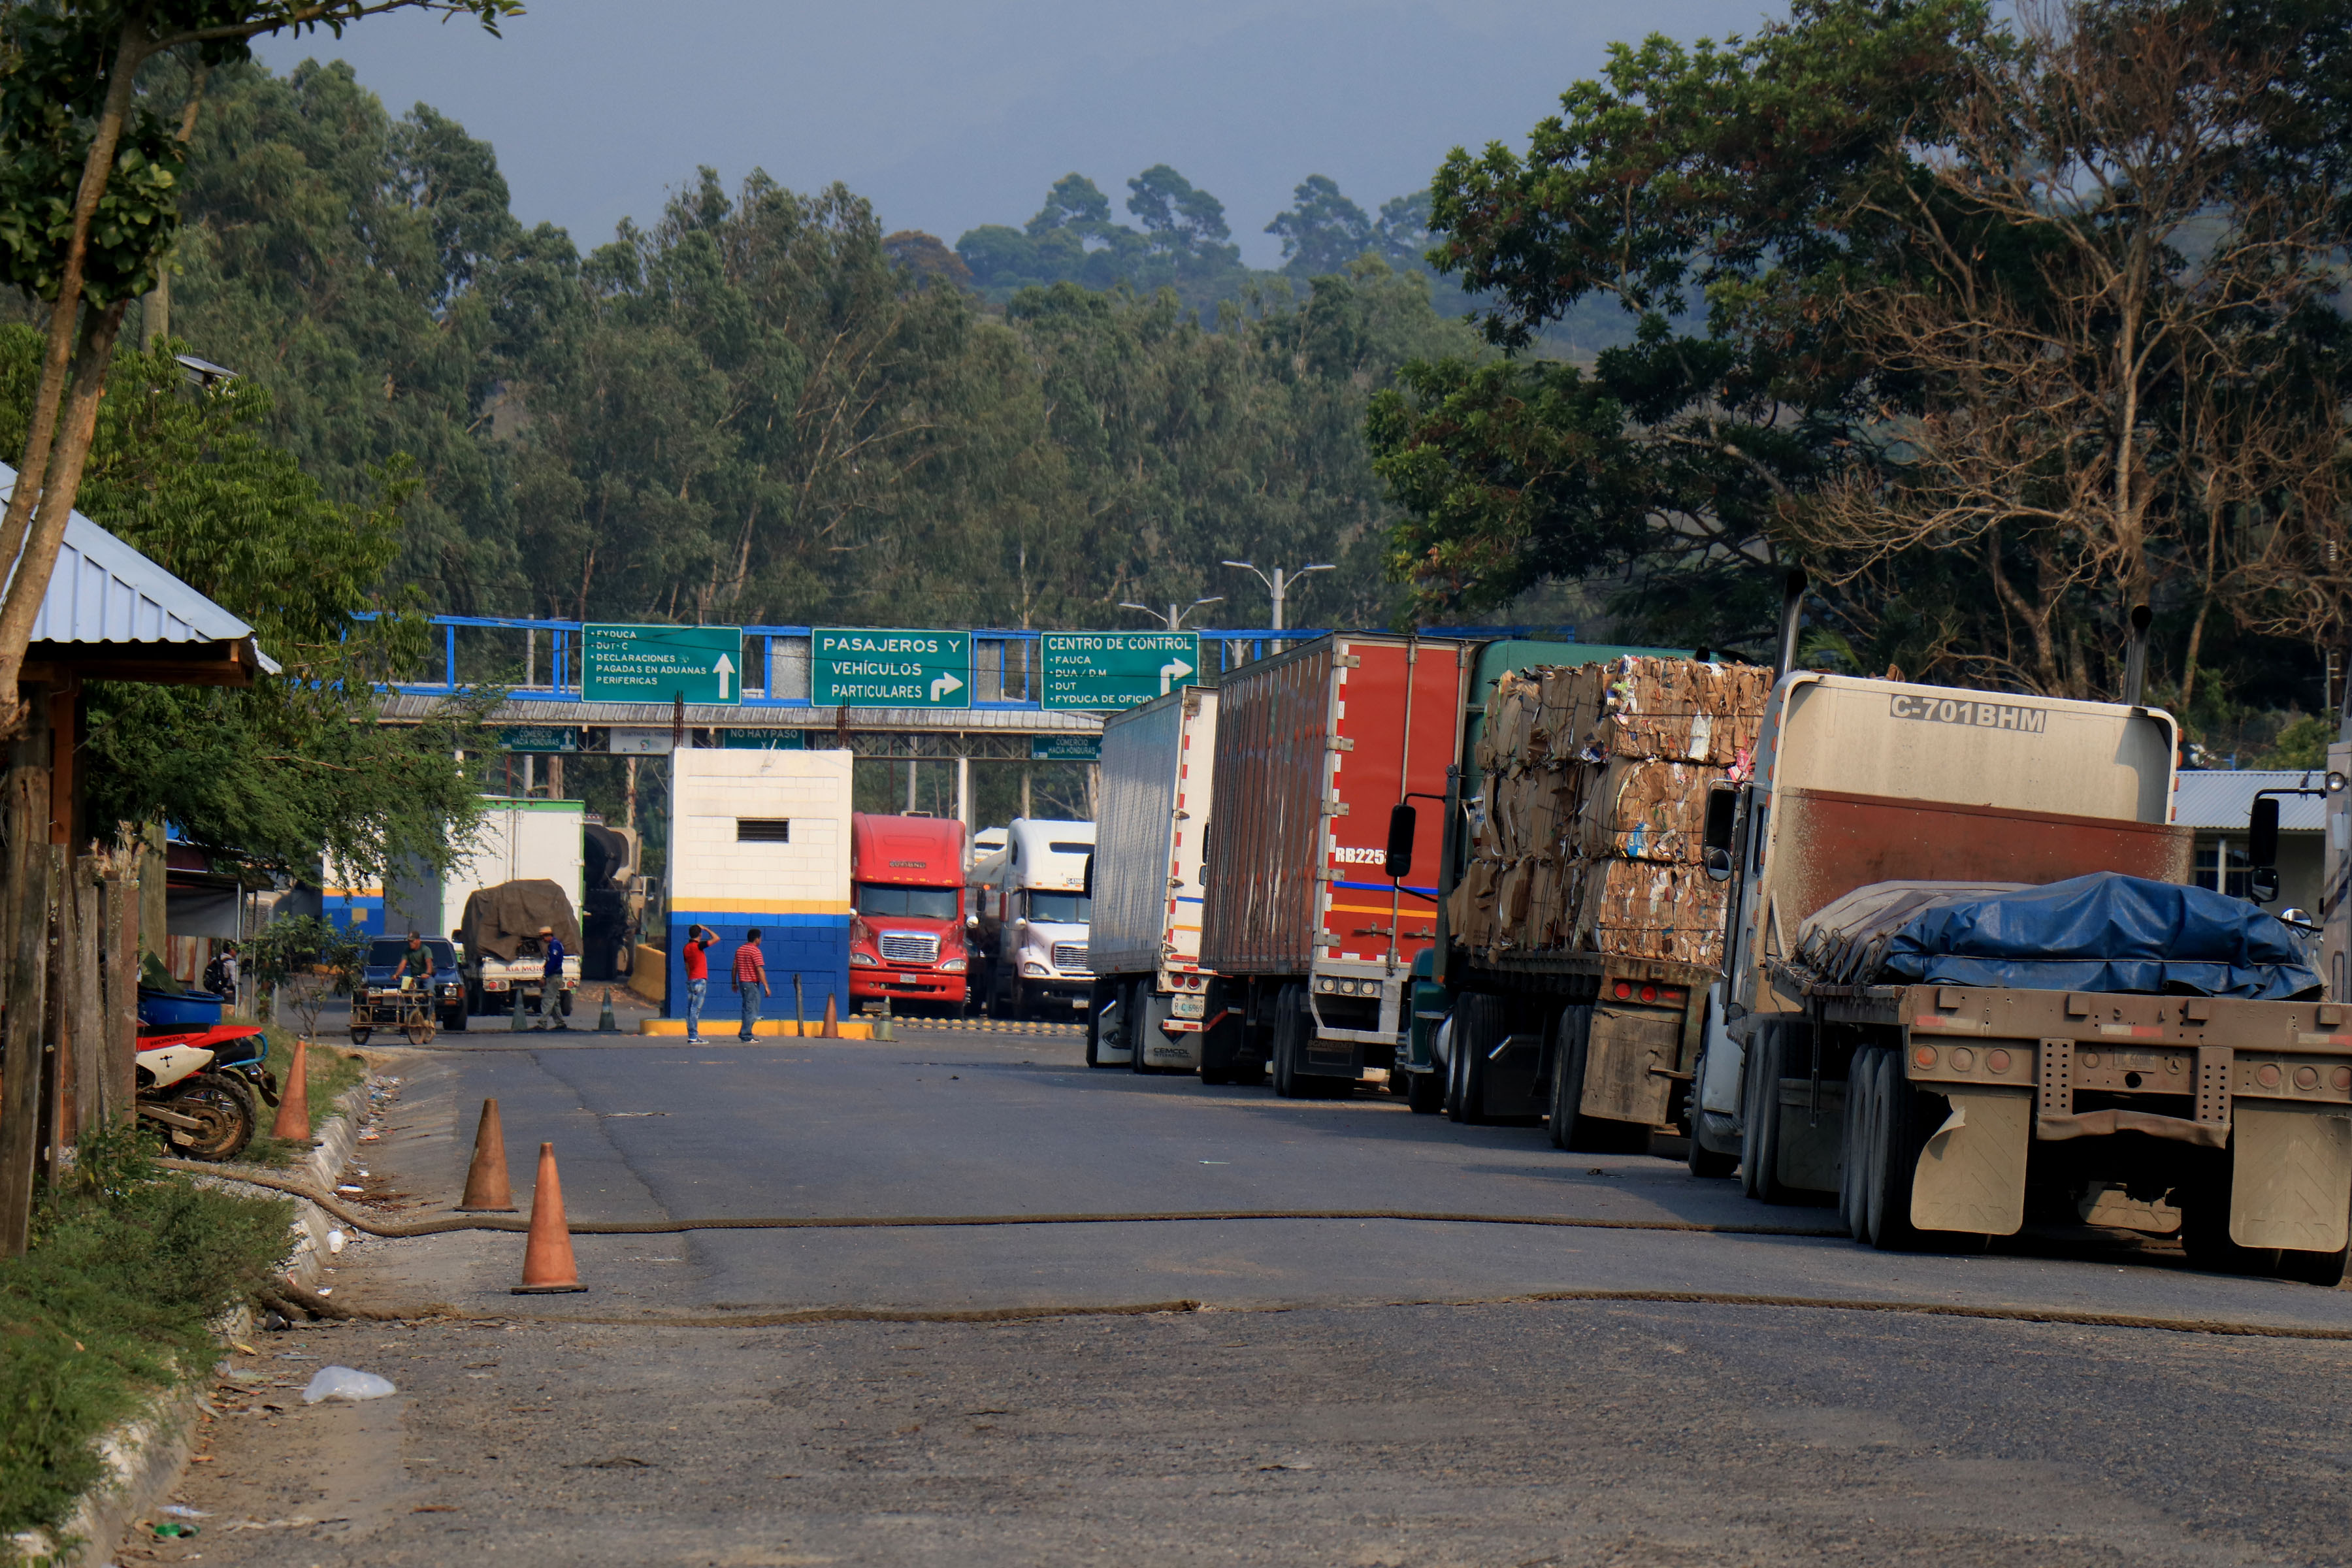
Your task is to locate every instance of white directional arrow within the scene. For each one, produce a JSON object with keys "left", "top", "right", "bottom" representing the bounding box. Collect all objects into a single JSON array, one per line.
[
  {"left": 1158, "top": 657, "right": 1194, "bottom": 695},
  {"left": 711, "top": 652, "right": 736, "bottom": 699},
  {"left": 931, "top": 670, "right": 966, "bottom": 704}
]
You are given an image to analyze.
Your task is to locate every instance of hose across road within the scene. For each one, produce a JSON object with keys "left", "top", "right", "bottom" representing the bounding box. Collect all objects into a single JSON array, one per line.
[{"left": 165, "top": 1160, "right": 2352, "bottom": 1342}]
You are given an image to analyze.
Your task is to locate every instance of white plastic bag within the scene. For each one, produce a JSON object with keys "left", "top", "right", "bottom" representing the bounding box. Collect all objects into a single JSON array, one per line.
[{"left": 302, "top": 1366, "right": 396, "bottom": 1403}]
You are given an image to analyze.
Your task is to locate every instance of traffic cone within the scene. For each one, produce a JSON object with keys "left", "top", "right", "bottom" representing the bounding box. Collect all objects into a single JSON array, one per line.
[
  {"left": 508, "top": 983, "right": 525, "bottom": 1032},
  {"left": 820, "top": 993, "right": 840, "bottom": 1039},
  {"left": 512, "top": 1142, "right": 585, "bottom": 1294},
  {"left": 596, "top": 987, "right": 617, "bottom": 1033},
  {"left": 456, "top": 1098, "right": 515, "bottom": 1211},
  {"left": 269, "top": 1037, "right": 310, "bottom": 1141}
]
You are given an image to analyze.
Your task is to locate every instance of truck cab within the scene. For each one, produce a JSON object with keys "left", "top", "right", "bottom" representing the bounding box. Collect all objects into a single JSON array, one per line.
[
  {"left": 849, "top": 813, "right": 970, "bottom": 1012},
  {"left": 969, "top": 819, "right": 1095, "bottom": 1018}
]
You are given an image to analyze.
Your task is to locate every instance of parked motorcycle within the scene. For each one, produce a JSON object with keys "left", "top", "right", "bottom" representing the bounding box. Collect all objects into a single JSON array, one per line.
[{"left": 136, "top": 1021, "right": 278, "bottom": 1162}]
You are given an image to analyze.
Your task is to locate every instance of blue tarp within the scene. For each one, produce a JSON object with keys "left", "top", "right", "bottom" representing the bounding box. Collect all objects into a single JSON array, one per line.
[{"left": 1878, "top": 872, "right": 2321, "bottom": 1000}]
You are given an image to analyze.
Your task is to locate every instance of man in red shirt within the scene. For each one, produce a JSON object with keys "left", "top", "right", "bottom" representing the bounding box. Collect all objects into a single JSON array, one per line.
[
  {"left": 680, "top": 924, "right": 717, "bottom": 1041},
  {"left": 731, "top": 928, "right": 770, "bottom": 1041}
]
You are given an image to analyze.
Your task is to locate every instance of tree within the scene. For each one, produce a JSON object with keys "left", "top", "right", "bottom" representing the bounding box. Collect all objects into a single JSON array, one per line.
[
  {"left": 245, "top": 913, "right": 362, "bottom": 1039},
  {"left": 0, "top": 0, "right": 519, "bottom": 739},
  {"left": 1266, "top": 175, "right": 1375, "bottom": 277}
]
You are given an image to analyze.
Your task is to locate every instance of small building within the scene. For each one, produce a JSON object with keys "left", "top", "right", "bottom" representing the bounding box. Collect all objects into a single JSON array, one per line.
[{"left": 2171, "top": 769, "right": 2326, "bottom": 913}]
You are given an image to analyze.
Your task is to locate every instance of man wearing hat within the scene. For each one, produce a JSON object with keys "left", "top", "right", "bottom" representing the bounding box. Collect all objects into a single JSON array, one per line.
[{"left": 538, "top": 923, "right": 568, "bottom": 1030}]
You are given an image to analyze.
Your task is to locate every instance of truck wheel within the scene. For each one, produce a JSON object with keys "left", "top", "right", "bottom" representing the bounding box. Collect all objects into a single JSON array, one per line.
[
  {"left": 1449, "top": 993, "right": 1506, "bottom": 1126},
  {"left": 1272, "top": 983, "right": 1312, "bottom": 1099},
  {"left": 1548, "top": 1005, "right": 1592, "bottom": 1149},
  {"left": 1860, "top": 1049, "right": 1929, "bottom": 1251},
  {"left": 1439, "top": 1016, "right": 1464, "bottom": 1119},
  {"left": 1840, "top": 1048, "right": 1877, "bottom": 1239},
  {"left": 444, "top": 1005, "right": 468, "bottom": 1034},
  {"left": 2276, "top": 1243, "right": 2349, "bottom": 1287},
  {"left": 1740, "top": 1018, "right": 1801, "bottom": 1204},
  {"left": 1198, "top": 992, "right": 1239, "bottom": 1086},
  {"left": 2180, "top": 1187, "right": 2284, "bottom": 1276},
  {"left": 1405, "top": 1067, "right": 1445, "bottom": 1115}
]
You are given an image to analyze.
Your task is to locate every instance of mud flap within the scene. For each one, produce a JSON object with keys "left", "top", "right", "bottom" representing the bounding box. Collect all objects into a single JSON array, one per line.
[
  {"left": 1584, "top": 1007, "right": 1680, "bottom": 1126},
  {"left": 1909, "top": 1086, "right": 2030, "bottom": 1235},
  {"left": 2230, "top": 1104, "right": 2352, "bottom": 1252},
  {"left": 1774, "top": 1077, "right": 1845, "bottom": 1194}
]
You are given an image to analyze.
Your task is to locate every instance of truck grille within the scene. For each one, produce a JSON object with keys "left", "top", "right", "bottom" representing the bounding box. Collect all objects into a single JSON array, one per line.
[
  {"left": 1053, "top": 942, "right": 1092, "bottom": 974},
  {"left": 879, "top": 932, "right": 940, "bottom": 966}
]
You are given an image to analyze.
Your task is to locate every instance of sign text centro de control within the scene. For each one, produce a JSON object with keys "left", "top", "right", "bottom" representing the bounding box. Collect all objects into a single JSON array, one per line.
[
  {"left": 581, "top": 623, "right": 745, "bottom": 706},
  {"left": 1039, "top": 631, "right": 1200, "bottom": 710},
  {"left": 813, "top": 628, "right": 972, "bottom": 709}
]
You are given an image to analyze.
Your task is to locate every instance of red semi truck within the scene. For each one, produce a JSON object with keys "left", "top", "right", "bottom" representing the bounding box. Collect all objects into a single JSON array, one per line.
[
  {"left": 1200, "top": 634, "right": 1467, "bottom": 1097},
  {"left": 849, "top": 813, "right": 970, "bottom": 1011}
]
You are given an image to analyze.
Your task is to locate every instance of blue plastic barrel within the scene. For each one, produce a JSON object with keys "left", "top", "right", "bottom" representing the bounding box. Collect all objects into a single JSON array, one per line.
[{"left": 138, "top": 987, "right": 225, "bottom": 1028}]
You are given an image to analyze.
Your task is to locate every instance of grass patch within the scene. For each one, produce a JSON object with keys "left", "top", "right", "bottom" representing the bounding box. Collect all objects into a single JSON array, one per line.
[{"left": 0, "top": 1122, "right": 293, "bottom": 1548}]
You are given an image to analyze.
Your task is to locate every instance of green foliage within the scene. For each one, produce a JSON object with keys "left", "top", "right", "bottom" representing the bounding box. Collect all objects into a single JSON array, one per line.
[
  {"left": 0, "top": 1120, "right": 292, "bottom": 1541},
  {"left": 0, "top": 326, "right": 486, "bottom": 881},
  {"left": 2257, "top": 715, "right": 2332, "bottom": 770},
  {"left": 245, "top": 913, "right": 364, "bottom": 1039}
]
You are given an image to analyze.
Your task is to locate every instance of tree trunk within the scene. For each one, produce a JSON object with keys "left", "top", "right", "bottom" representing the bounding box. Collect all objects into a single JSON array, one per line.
[
  {"left": 102, "top": 837, "right": 139, "bottom": 1122},
  {"left": 73, "top": 854, "right": 102, "bottom": 1137},
  {"left": 0, "top": 698, "right": 54, "bottom": 1256}
]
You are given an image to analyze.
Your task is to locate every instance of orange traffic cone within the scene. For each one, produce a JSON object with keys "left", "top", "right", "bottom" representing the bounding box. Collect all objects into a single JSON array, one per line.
[
  {"left": 456, "top": 1098, "right": 515, "bottom": 1212},
  {"left": 269, "top": 1037, "right": 311, "bottom": 1142},
  {"left": 819, "top": 994, "right": 840, "bottom": 1039},
  {"left": 512, "top": 1142, "right": 585, "bottom": 1294}
]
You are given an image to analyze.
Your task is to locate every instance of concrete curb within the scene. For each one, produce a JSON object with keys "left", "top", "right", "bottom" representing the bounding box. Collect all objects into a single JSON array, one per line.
[{"left": 5, "top": 1075, "right": 374, "bottom": 1568}]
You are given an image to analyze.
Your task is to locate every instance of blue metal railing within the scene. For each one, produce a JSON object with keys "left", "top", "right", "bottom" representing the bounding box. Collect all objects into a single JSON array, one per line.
[{"left": 365, "top": 615, "right": 1576, "bottom": 709}]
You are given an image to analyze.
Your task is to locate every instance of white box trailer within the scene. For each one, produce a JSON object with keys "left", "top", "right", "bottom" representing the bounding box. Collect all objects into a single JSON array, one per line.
[
  {"left": 1086, "top": 686, "right": 1226, "bottom": 1075},
  {"left": 387, "top": 796, "right": 586, "bottom": 940}
]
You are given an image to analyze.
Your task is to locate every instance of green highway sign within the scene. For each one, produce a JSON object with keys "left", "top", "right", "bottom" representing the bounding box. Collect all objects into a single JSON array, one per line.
[
  {"left": 581, "top": 623, "right": 745, "bottom": 705},
  {"left": 1039, "top": 631, "right": 1201, "bottom": 710},
  {"left": 498, "top": 725, "right": 580, "bottom": 753},
  {"left": 724, "top": 728, "right": 806, "bottom": 750},
  {"left": 813, "top": 628, "right": 972, "bottom": 708},
  {"left": 1031, "top": 734, "right": 1102, "bottom": 762}
]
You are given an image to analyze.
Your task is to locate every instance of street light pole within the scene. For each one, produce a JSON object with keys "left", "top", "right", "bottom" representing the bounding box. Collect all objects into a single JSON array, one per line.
[
  {"left": 1119, "top": 596, "right": 1222, "bottom": 632},
  {"left": 1221, "top": 561, "right": 1333, "bottom": 632}
]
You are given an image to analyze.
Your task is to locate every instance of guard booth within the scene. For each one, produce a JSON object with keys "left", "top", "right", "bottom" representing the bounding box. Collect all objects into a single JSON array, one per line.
[{"left": 666, "top": 748, "right": 853, "bottom": 1022}]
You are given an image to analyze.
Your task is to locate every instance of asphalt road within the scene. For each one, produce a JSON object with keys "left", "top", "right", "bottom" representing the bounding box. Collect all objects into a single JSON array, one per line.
[{"left": 122, "top": 1024, "right": 2352, "bottom": 1566}]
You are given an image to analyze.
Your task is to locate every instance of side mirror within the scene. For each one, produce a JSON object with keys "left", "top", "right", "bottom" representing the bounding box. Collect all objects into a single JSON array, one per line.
[
  {"left": 1384, "top": 802, "right": 1418, "bottom": 881},
  {"left": 2249, "top": 796, "right": 2281, "bottom": 872},
  {"left": 1082, "top": 853, "right": 1094, "bottom": 898},
  {"left": 1703, "top": 846, "right": 1734, "bottom": 883},
  {"left": 1704, "top": 785, "right": 1739, "bottom": 855},
  {"left": 2250, "top": 867, "right": 2281, "bottom": 905}
]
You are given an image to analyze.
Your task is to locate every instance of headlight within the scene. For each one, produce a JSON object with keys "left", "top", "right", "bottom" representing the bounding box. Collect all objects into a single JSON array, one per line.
[
  {"left": 939, "top": 959, "right": 967, "bottom": 973},
  {"left": 1022, "top": 960, "right": 1053, "bottom": 977},
  {"left": 850, "top": 951, "right": 878, "bottom": 966},
  {"left": 1317, "top": 976, "right": 1337, "bottom": 992}
]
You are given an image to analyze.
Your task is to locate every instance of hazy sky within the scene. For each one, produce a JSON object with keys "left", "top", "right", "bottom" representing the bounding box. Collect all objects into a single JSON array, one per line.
[{"left": 257, "top": 0, "right": 1788, "bottom": 270}]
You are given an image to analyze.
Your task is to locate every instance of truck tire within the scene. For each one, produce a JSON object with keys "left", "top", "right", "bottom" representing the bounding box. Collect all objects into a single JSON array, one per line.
[
  {"left": 1740, "top": 1017, "right": 1807, "bottom": 1205},
  {"left": 1839, "top": 1048, "right": 1876, "bottom": 1240},
  {"left": 2276, "top": 1241, "right": 2350, "bottom": 1287},
  {"left": 1859, "top": 1048, "right": 1929, "bottom": 1252},
  {"left": 1405, "top": 1065, "right": 1445, "bottom": 1115},
  {"left": 1548, "top": 1005, "right": 1592, "bottom": 1150},
  {"left": 1449, "top": 993, "right": 1506, "bottom": 1126},
  {"left": 444, "top": 1005, "right": 468, "bottom": 1034},
  {"left": 1272, "top": 983, "right": 1310, "bottom": 1099},
  {"left": 2180, "top": 1179, "right": 2284, "bottom": 1277}
]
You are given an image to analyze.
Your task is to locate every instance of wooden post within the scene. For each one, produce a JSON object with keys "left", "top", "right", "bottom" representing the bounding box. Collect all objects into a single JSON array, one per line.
[
  {"left": 42, "top": 844, "right": 66, "bottom": 1181},
  {"left": 100, "top": 834, "right": 137, "bottom": 1124},
  {"left": 73, "top": 855, "right": 101, "bottom": 1137},
  {"left": 0, "top": 700, "right": 56, "bottom": 1257}
]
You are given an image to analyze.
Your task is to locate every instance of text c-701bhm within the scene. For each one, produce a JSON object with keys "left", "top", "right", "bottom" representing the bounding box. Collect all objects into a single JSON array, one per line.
[{"left": 1888, "top": 694, "right": 2048, "bottom": 734}]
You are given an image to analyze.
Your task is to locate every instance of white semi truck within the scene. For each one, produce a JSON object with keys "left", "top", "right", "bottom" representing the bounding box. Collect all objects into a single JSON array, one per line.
[
  {"left": 969, "top": 819, "right": 1096, "bottom": 1019},
  {"left": 387, "top": 796, "right": 585, "bottom": 1016},
  {"left": 1086, "top": 687, "right": 1226, "bottom": 1075}
]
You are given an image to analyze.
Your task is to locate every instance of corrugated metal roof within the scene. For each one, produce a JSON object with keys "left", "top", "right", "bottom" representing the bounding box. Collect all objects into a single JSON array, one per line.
[
  {"left": 2172, "top": 769, "right": 2328, "bottom": 831},
  {"left": 374, "top": 693, "right": 1104, "bottom": 735},
  {"left": 1, "top": 461, "right": 279, "bottom": 673}
]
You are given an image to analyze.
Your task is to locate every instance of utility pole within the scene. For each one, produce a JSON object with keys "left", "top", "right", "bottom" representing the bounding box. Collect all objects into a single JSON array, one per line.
[{"left": 1221, "top": 561, "right": 1333, "bottom": 632}]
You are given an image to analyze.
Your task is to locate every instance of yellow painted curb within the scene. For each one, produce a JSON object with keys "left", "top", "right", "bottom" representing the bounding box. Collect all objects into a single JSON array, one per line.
[{"left": 636, "top": 1019, "right": 877, "bottom": 1039}]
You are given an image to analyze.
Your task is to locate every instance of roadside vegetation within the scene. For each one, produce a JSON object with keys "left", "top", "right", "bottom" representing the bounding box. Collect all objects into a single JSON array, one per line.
[{"left": 0, "top": 1124, "right": 290, "bottom": 1554}]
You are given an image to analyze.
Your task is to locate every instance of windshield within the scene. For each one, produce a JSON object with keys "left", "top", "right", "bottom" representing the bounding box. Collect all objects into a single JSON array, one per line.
[
  {"left": 369, "top": 938, "right": 451, "bottom": 970},
  {"left": 1027, "top": 892, "right": 1090, "bottom": 924},
  {"left": 856, "top": 883, "right": 958, "bottom": 920}
]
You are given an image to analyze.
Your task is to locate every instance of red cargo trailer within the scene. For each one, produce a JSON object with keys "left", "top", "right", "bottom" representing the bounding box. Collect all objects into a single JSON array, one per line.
[{"left": 1200, "top": 633, "right": 1467, "bottom": 1096}]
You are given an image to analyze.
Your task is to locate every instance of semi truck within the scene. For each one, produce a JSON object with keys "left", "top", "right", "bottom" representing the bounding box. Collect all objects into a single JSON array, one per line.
[
  {"left": 968, "top": 819, "right": 1096, "bottom": 1017},
  {"left": 1087, "top": 686, "right": 1228, "bottom": 1075},
  {"left": 1405, "top": 642, "right": 1741, "bottom": 1145},
  {"left": 1701, "top": 655, "right": 2352, "bottom": 1279},
  {"left": 849, "top": 813, "right": 970, "bottom": 1013},
  {"left": 1198, "top": 634, "right": 1466, "bottom": 1098}
]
